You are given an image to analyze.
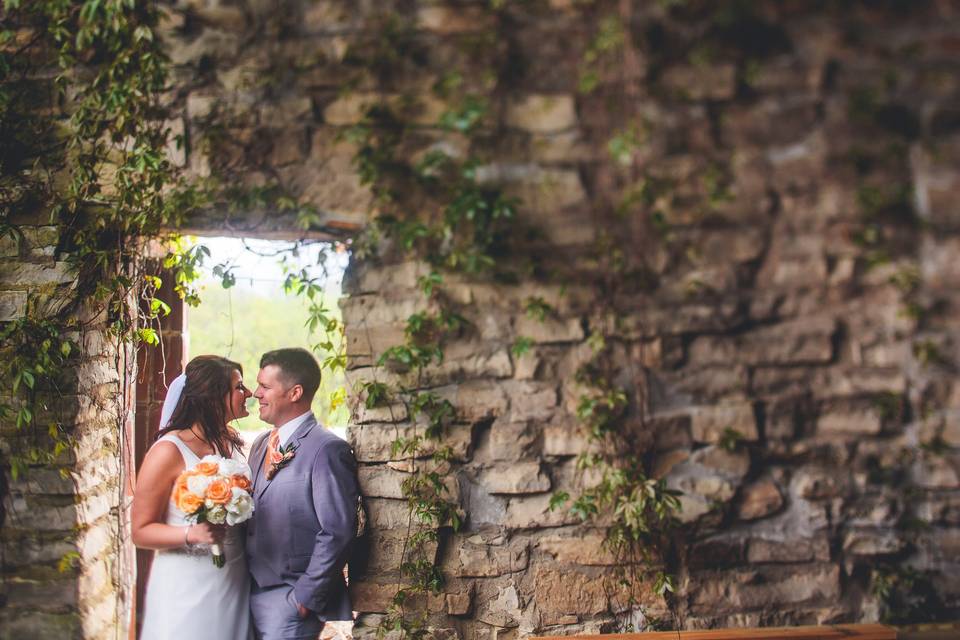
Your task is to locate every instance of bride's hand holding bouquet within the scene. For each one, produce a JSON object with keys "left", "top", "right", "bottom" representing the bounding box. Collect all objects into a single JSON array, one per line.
[{"left": 173, "top": 454, "right": 255, "bottom": 567}]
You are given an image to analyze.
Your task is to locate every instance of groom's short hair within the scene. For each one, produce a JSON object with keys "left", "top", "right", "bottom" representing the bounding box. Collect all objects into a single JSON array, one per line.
[{"left": 260, "top": 348, "right": 321, "bottom": 400}]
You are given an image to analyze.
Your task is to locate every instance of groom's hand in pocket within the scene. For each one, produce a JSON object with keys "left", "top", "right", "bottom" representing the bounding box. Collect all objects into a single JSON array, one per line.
[{"left": 296, "top": 602, "right": 312, "bottom": 619}]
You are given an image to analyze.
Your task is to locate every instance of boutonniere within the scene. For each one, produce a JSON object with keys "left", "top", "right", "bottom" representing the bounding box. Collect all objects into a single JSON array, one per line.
[{"left": 266, "top": 442, "right": 298, "bottom": 480}]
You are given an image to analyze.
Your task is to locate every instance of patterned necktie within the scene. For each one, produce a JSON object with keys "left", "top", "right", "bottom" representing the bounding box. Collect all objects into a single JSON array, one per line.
[{"left": 263, "top": 427, "right": 280, "bottom": 477}]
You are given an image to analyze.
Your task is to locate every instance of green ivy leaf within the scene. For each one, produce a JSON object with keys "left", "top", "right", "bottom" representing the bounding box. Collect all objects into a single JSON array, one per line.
[
  {"left": 417, "top": 271, "right": 442, "bottom": 296},
  {"left": 329, "top": 387, "right": 346, "bottom": 411},
  {"left": 363, "top": 382, "right": 389, "bottom": 409},
  {"left": 524, "top": 296, "right": 553, "bottom": 322},
  {"left": 138, "top": 327, "right": 160, "bottom": 346},
  {"left": 510, "top": 336, "right": 533, "bottom": 358},
  {"left": 548, "top": 491, "right": 569, "bottom": 512}
]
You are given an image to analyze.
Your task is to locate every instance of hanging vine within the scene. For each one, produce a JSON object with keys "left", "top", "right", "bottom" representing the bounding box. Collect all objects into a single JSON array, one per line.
[
  {"left": 327, "top": 1, "right": 693, "bottom": 635},
  {"left": 0, "top": 0, "right": 198, "bottom": 481},
  {"left": 0, "top": 1, "right": 324, "bottom": 477},
  {"left": 329, "top": 8, "right": 523, "bottom": 636}
]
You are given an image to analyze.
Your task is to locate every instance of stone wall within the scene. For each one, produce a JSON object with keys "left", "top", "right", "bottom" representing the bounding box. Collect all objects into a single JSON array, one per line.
[
  {"left": 0, "top": 227, "right": 132, "bottom": 637},
  {"left": 330, "top": 2, "right": 960, "bottom": 635},
  {"left": 4, "top": 1, "right": 960, "bottom": 638}
]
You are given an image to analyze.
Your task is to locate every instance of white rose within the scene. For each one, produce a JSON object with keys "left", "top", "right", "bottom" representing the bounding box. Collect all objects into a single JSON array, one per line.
[
  {"left": 218, "top": 457, "right": 249, "bottom": 478},
  {"left": 225, "top": 487, "right": 254, "bottom": 526},
  {"left": 205, "top": 504, "right": 227, "bottom": 525},
  {"left": 187, "top": 474, "right": 213, "bottom": 495}
]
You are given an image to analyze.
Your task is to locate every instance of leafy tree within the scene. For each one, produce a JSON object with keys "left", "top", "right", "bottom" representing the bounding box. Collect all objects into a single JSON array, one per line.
[{"left": 188, "top": 275, "right": 348, "bottom": 432}]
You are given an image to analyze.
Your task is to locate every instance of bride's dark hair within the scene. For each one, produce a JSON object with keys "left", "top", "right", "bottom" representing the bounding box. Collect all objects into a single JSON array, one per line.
[{"left": 156, "top": 355, "right": 245, "bottom": 457}]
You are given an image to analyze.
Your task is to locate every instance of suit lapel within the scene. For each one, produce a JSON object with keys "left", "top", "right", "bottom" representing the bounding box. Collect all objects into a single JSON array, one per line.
[
  {"left": 292, "top": 415, "right": 317, "bottom": 446},
  {"left": 256, "top": 414, "right": 317, "bottom": 500}
]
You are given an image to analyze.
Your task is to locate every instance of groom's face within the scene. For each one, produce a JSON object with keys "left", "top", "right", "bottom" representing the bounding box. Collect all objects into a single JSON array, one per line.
[{"left": 254, "top": 364, "right": 296, "bottom": 426}]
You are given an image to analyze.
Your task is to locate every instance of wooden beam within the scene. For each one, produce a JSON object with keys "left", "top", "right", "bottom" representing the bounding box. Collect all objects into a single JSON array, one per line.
[{"left": 533, "top": 624, "right": 896, "bottom": 640}]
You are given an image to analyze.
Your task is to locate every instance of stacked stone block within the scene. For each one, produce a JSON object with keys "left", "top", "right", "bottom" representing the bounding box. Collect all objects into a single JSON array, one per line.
[{"left": 0, "top": 224, "right": 129, "bottom": 638}]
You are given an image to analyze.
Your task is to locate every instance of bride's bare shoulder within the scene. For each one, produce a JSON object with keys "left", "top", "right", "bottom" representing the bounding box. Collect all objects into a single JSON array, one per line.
[
  {"left": 138, "top": 440, "right": 184, "bottom": 481},
  {"left": 148, "top": 437, "right": 181, "bottom": 456}
]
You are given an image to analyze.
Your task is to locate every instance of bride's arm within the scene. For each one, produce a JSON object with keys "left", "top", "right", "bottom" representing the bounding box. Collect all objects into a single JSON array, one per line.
[{"left": 131, "top": 441, "right": 221, "bottom": 550}]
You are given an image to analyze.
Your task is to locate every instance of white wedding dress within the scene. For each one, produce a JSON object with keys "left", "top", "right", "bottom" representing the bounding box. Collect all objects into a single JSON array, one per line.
[{"left": 140, "top": 434, "right": 252, "bottom": 640}]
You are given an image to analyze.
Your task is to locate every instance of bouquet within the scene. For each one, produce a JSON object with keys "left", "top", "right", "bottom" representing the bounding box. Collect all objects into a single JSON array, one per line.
[{"left": 172, "top": 455, "right": 255, "bottom": 567}]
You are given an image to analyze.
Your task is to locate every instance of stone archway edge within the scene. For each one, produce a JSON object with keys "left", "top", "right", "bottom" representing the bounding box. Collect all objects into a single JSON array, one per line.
[{"left": 532, "top": 623, "right": 896, "bottom": 640}]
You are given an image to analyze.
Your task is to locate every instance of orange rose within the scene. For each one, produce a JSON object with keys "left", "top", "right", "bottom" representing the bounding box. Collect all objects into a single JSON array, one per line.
[
  {"left": 206, "top": 479, "right": 232, "bottom": 505},
  {"left": 194, "top": 461, "right": 219, "bottom": 476},
  {"left": 171, "top": 472, "right": 192, "bottom": 504},
  {"left": 230, "top": 474, "right": 252, "bottom": 492},
  {"left": 175, "top": 490, "right": 203, "bottom": 514},
  {"left": 269, "top": 451, "right": 284, "bottom": 465}
]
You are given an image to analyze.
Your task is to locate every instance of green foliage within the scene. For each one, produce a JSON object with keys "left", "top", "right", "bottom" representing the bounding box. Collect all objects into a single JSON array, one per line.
[
  {"left": 439, "top": 95, "right": 488, "bottom": 133},
  {"left": 608, "top": 123, "right": 647, "bottom": 166},
  {"left": 408, "top": 392, "right": 456, "bottom": 440},
  {"left": 913, "top": 339, "right": 944, "bottom": 367},
  {"left": 0, "top": 2, "right": 263, "bottom": 481},
  {"left": 363, "top": 382, "right": 389, "bottom": 409},
  {"left": 339, "top": 8, "right": 528, "bottom": 635},
  {"left": 703, "top": 162, "right": 734, "bottom": 208},
  {"left": 417, "top": 271, "right": 442, "bottom": 297},
  {"left": 718, "top": 427, "right": 744, "bottom": 452},
  {"left": 511, "top": 336, "right": 534, "bottom": 358},
  {"left": 162, "top": 243, "right": 211, "bottom": 307},
  {"left": 548, "top": 490, "right": 570, "bottom": 511},
  {"left": 524, "top": 296, "right": 554, "bottom": 322},
  {"left": 377, "top": 343, "right": 444, "bottom": 371},
  {"left": 345, "top": 56, "right": 518, "bottom": 279},
  {"left": 576, "top": 389, "right": 628, "bottom": 439},
  {"left": 564, "top": 341, "right": 682, "bottom": 627},
  {"left": 187, "top": 279, "right": 349, "bottom": 429},
  {"left": 578, "top": 14, "right": 625, "bottom": 93},
  {"left": 0, "top": 307, "right": 78, "bottom": 479},
  {"left": 872, "top": 565, "right": 949, "bottom": 624}
]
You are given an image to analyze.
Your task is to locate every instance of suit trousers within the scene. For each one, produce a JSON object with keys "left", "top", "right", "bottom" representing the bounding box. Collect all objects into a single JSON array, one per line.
[{"left": 250, "top": 581, "right": 324, "bottom": 640}]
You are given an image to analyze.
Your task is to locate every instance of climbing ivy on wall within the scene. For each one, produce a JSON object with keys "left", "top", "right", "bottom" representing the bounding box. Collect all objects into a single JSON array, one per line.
[
  {"left": 0, "top": 0, "right": 192, "bottom": 478},
  {"left": 328, "top": 1, "right": 694, "bottom": 634},
  {"left": 334, "top": 1, "right": 940, "bottom": 637},
  {"left": 2, "top": 0, "right": 944, "bottom": 635},
  {"left": 0, "top": 2, "right": 317, "bottom": 478},
  {"left": 333, "top": 8, "right": 522, "bottom": 636},
  {"left": 1, "top": 0, "right": 688, "bottom": 634}
]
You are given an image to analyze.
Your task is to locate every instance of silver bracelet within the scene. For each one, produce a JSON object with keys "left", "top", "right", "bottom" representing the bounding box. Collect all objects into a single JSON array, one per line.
[{"left": 184, "top": 525, "right": 191, "bottom": 547}]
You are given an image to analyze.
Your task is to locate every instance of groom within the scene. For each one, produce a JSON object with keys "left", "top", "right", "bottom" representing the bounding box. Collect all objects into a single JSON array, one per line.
[{"left": 247, "top": 348, "right": 359, "bottom": 640}]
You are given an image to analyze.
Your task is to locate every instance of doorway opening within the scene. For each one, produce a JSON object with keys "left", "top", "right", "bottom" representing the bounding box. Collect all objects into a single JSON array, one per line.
[
  {"left": 130, "top": 235, "right": 352, "bottom": 639},
  {"left": 186, "top": 236, "right": 350, "bottom": 445}
]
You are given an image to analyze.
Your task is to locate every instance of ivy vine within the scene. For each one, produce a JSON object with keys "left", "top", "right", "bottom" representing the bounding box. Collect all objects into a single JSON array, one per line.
[
  {"left": 0, "top": 0, "right": 191, "bottom": 481},
  {"left": 332, "top": 1, "right": 691, "bottom": 635}
]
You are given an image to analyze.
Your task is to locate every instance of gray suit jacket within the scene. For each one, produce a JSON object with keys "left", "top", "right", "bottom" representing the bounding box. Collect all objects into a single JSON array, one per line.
[{"left": 246, "top": 415, "right": 359, "bottom": 620}]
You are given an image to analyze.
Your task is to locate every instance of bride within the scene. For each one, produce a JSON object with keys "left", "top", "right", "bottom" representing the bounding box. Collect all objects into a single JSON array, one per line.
[{"left": 132, "top": 355, "right": 253, "bottom": 640}]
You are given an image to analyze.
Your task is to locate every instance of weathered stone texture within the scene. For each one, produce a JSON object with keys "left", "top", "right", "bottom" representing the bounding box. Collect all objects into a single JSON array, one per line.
[
  {"left": 8, "top": 1, "right": 960, "bottom": 638},
  {"left": 448, "top": 534, "right": 530, "bottom": 578},
  {"left": 331, "top": 1, "right": 960, "bottom": 633},
  {"left": 0, "top": 304, "right": 128, "bottom": 638}
]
